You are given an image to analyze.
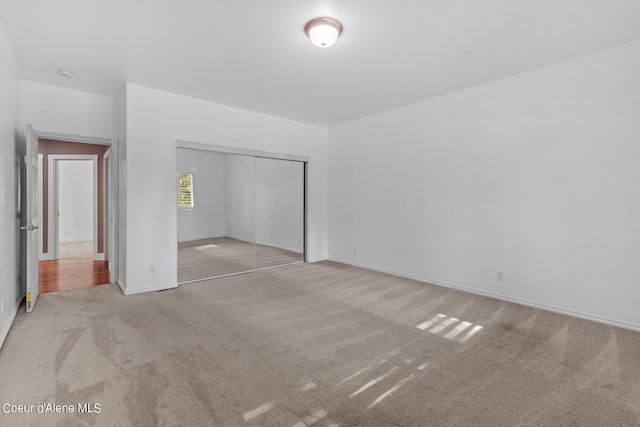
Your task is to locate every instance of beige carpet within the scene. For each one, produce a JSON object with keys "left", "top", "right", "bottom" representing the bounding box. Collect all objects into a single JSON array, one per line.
[
  {"left": 1, "top": 261, "right": 639, "bottom": 426},
  {"left": 178, "top": 237, "right": 302, "bottom": 283}
]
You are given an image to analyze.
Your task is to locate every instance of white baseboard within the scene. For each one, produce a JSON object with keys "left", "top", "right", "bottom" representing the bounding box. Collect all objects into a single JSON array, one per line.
[
  {"left": 0, "top": 296, "right": 23, "bottom": 350},
  {"left": 328, "top": 257, "right": 640, "bottom": 333},
  {"left": 178, "top": 235, "right": 226, "bottom": 244},
  {"left": 117, "top": 279, "right": 126, "bottom": 295},
  {"left": 121, "top": 282, "right": 179, "bottom": 295},
  {"left": 41, "top": 251, "right": 104, "bottom": 261},
  {"left": 255, "top": 240, "right": 302, "bottom": 254},
  {"left": 227, "top": 236, "right": 254, "bottom": 245}
]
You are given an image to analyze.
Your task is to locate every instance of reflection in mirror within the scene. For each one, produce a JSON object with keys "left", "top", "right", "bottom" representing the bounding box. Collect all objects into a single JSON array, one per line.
[
  {"left": 177, "top": 149, "right": 255, "bottom": 283},
  {"left": 177, "top": 147, "right": 305, "bottom": 284},
  {"left": 224, "top": 153, "right": 256, "bottom": 271},
  {"left": 254, "top": 158, "right": 304, "bottom": 269}
]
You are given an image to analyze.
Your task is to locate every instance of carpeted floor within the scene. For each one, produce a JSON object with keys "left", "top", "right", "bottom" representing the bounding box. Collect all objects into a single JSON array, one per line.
[
  {"left": 178, "top": 237, "right": 302, "bottom": 283},
  {"left": 1, "top": 261, "right": 639, "bottom": 426}
]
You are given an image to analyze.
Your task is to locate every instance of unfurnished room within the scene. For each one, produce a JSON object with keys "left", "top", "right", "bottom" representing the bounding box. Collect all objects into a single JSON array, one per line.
[{"left": 0, "top": 1, "right": 639, "bottom": 426}]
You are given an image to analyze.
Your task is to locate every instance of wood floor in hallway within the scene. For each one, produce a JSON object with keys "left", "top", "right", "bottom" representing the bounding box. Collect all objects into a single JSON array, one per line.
[{"left": 39, "top": 259, "right": 110, "bottom": 293}]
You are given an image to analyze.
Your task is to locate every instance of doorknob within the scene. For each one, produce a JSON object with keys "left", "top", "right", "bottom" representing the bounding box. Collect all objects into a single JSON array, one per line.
[{"left": 20, "top": 225, "right": 39, "bottom": 231}]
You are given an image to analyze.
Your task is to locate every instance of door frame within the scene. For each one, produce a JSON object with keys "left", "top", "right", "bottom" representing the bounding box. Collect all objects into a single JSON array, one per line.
[
  {"left": 48, "top": 155, "right": 99, "bottom": 260},
  {"left": 35, "top": 130, "right": 120, "bottom": 284},
  {"left": 103, "top": 148, "right": 110, "bottom": 263}
]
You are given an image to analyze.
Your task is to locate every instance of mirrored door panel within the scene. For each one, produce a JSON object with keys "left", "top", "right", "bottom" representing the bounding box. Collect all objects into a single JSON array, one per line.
[
  {"left": 223, "top": 154, "right": 256, "bottom": 273},
  {"left": 177, "top": 147, "right": 305, "bottom": 284},
  {"left": 254, "top": 158, "right": 304, "bottom": 269},
  {"left": 177, "top": 149, "right": 255, "bottom": 283}
]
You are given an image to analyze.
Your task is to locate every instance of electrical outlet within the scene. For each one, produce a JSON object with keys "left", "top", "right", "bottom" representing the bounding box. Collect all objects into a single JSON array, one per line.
[
  {"left": 149, "top": 265, "right": 156, "bottom": 274},
  {"left": 1, "top": 299, "right": 5, "bottom": 315},
  {"left": 497, "top": 271, "right": 504, "bottom": 281},
  {"left": 353, "top": 247, "right": 357, "bottom": 255}
]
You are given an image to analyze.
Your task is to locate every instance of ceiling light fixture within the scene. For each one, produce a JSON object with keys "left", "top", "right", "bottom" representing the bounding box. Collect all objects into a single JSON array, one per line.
[
  {"left": 304, "top": 17, "right": 342, "bottom": 48},
  {"left": 57, "top": 69, "right": 73, "bottom": 78}
]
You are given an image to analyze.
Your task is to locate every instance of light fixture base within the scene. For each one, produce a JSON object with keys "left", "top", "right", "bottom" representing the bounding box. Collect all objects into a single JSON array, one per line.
[{"left": 57, "top": 69, "right": 73, "bottom": 78}]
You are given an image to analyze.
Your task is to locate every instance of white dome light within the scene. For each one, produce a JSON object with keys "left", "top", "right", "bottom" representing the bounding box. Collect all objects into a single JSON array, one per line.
[{"left": 305, "top": 17, "right": 343, "bottom": 48}]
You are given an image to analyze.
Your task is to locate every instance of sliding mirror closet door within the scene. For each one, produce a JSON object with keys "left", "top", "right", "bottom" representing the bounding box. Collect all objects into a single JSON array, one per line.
[
  {"left": 177, "top": 149, "right": 255, "bottom": 283},
  {"left": 254, "top": 157, "right": 304, "bottom": 269},
  {"left": 224, "top": 154, "right": 256, "bottom": 273}
]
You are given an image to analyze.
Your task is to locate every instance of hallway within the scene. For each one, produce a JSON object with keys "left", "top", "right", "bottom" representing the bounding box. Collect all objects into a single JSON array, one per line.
[
  {"left": 39, "top": 259, "right": 110, "bottom": 293},
  {"left": 39, "top": 241, "right": 110, "bottom": 293}
]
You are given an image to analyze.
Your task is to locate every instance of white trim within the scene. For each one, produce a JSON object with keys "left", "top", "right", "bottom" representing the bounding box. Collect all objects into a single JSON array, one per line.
[
  {"left": 48, "top": 155, "right": 100, "bottom": 260},
  {"left": 328, "top": 257, "right": 640, "bottom": 333},
  {"left": 36, "top": 131, "right": 112, "bottom": 146},
  {"left": 103, "top": 148, "right": 110, "bottom": 262},
  {"left": 37, "top": 154, "right": 48, "bottom": 260},
  {"left": 117, "top": 279, "right": 126, "bottom": 295},
  {"left": 177, "top": 140, "right": 309, "bottom": 163},
  {"left": 47, "top": 157, "right": 56, "bottom": 259},
  {"left": 0, "top": 297, "right": 23, "bottom": 350},
  {"left": 177, "top": 235, "right": 227, "bottom": 244},
  {"left": 105, "top": 142, "right": 119, "bottom": 285},
  {"left": 121, "top": 282, "right": 179, "bottom": 295},
  {"left": 255, "top": 240, "right": 303, "bottom": 254}
]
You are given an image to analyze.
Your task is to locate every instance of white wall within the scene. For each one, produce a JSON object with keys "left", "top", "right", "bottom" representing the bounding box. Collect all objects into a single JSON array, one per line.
[
  {"left": 328, "top": 40, "right": 640, "bottom": 330},
  {"left": 22, "top": 81, "right": 117, "bottom": 139},
  {"left": 0, "top": 18, "right": 23, "bottom": 348},
  {"left": 177, "top": 149, "right": 227, "bottom": 242},
  {"left": 124, "top": 84, "right": 327, "bottom": 294},
  {"left": 57, "top": 160, "right": 93, "bottom": 243},
  {"left": 255, "top": 158, "right": 304, "bottom": 253},
  {"left": 226, "top": 154, "right": 254, "bottom": 243}
]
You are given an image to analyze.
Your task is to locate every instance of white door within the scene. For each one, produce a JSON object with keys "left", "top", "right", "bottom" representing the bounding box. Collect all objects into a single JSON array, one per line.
[{"left": 24, "top": 125, "right": 39, "bottom": 312}]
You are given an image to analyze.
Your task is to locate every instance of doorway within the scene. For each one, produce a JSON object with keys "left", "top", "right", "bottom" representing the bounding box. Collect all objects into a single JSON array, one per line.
[
  {"left": 36, "top": 137, "right": 116, "bottom": 294},
  {"left": 56, "top": 158, "right": 95, "bottom": 260}
]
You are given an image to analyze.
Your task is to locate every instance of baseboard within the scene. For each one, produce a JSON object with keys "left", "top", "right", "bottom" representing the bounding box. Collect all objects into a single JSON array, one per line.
[
  {"left": 0, "top": 296, "right": 23, "bottom": 350},
  {"left": 94, "top": 252, "right": 105, "bottom": 261},
  {"left": 117, "top": 279, "right": 126, "bottom": 295},
  {"left": 121, "top": 282, "right": 179, "bottom": 295},
  {"left": 328, "top": 257, "right": 640, "bottom": 333},
  {"left": 255, "top": 240, "right": 302, "bottom": 254},
  {"left": 178, "top": 235, "right": 226, "bottom": 244},
  {"left": 227, "top": 236, "right": 254, "bottom": 245}
]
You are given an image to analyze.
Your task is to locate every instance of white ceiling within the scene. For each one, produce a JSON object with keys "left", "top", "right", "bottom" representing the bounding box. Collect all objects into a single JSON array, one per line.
[{"left": 1, "top": 1, "right": 639, "bottom": 126}]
